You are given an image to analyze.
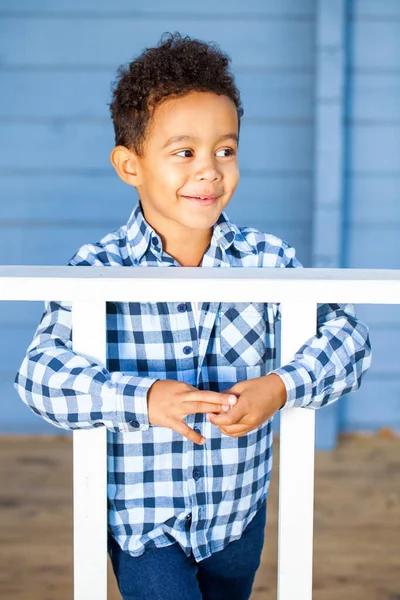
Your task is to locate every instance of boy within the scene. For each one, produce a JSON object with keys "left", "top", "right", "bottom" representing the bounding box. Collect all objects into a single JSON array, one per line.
[{"left": 14, "top": 32, "right": 371, "bottom": 600}]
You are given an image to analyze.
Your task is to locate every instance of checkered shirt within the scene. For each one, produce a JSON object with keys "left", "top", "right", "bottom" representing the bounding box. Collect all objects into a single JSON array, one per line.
[{"left": 14, "top": 199, "right": 372, "bottom": 561}]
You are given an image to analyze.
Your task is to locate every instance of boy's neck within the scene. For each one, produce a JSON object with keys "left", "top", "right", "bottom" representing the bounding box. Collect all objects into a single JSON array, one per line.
[
  {"left": 163, "top": 229, "right": 212, "bottom": 267},
  {"left": 141, "top": 202, "right": 213, "bottom": 267}
]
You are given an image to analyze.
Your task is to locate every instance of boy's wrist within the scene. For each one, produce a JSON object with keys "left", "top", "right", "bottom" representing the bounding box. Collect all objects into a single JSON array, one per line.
[
  {"left": 265, "top": 373, "right": 287, "bottom": 411},
  {"left": 271, "top": 363, "right": 314, "bottom": 409}
]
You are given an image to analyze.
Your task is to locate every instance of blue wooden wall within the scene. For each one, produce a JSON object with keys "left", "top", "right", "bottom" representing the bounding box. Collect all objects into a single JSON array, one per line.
[
  {"left": 340, "top": 0, "right": 400, "bottom": 435},
  {"left": 0, "top": 0, "right": 398, "bottom": 446}
]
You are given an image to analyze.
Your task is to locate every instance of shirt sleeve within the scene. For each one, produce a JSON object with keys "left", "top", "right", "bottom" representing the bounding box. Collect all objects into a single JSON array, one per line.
[
  {"left": 13, "top": 251, "right": 158, "bottom": 433},
  {"left": 269, "top": 241, "right": 372, "bottom": 410}
]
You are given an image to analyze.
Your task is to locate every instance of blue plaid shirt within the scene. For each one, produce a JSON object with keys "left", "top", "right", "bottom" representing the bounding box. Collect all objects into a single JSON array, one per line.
[{"left": 14, "top": 200, "right": 371, "bottom": 561}]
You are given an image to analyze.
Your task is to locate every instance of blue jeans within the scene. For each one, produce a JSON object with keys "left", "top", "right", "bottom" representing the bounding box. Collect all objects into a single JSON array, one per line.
[{"left": 108, "top": 499, "right": 267, "bottom": 600}]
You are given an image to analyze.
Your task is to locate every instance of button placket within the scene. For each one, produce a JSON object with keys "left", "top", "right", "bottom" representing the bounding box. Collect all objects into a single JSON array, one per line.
[{"left": 192, "top": 467, "right": 201, "bottom": 481}]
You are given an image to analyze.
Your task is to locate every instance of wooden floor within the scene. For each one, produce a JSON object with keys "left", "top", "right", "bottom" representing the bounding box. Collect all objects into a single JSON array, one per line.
[{"left": 0, "top": 434, "right": 399, "bottom": 600}]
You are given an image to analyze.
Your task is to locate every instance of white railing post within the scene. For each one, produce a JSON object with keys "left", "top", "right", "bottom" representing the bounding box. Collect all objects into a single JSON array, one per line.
[
  {"left": 278, "top": 302, "right": 317, "bottom": 600},
  {"left": 72, "top": 301, "right": 108, "bottom": 600}
]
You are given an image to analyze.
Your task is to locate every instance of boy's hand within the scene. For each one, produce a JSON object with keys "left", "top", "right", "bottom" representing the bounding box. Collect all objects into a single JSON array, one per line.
[
  {"left": 206, "top": 374, "right": 287, "bottom": 438},
  {"left": 147, "top": 379, "right": 237, "bottom": 445}
]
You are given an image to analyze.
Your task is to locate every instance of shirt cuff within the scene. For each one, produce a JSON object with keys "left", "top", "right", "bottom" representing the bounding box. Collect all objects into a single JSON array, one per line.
[
  {"left": 270, "top": 363, "right": 314, "bottom": 409},
  {"left": 111, "top": 374, "right": 158, "bottom": 432}
]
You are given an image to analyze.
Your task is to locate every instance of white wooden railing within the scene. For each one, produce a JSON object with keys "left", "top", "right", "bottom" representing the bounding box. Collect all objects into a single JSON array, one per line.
[{"left": 2, "top": 266, "right": 398, "bottom": 600}]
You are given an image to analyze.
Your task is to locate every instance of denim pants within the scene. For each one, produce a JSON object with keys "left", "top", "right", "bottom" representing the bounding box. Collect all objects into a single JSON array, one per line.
[{"left": 108, "top": 499, "right": 267, "bottom": 600}]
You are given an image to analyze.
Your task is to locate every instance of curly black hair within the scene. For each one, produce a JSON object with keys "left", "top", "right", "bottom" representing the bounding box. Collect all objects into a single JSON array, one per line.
[{"left": 109, "top": 31, "right": 244, "bottom": 156}]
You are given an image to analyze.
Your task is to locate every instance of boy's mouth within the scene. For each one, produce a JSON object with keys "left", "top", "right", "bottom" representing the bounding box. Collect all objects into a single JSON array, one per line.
[{"left": 181, "top": 195, "right": 220, "bottom": 206}]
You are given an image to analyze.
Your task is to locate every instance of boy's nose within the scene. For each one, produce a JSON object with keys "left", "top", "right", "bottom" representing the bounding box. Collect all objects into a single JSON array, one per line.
[{"left": 196, "top": 170, "right": 221, "bottom": 182}]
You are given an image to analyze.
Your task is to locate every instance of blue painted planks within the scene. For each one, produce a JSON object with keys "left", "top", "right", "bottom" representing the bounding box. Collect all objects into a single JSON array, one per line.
[
  {"left": 350, "top": 0, "right": 400, "bottom": 19},
  {"left": 346, "top": 176, "right": 400, "bottom": 223},
  {"left": 348, "top": 74, "right": 400, "bottom": 121},
  {"left": 311, "top": 0, "right": 346, "bottom": 447},
  {"left": 0, "top": 122, "right": 313, "bottom": 173},
  {"left": 349, "top": 20, "right": 400, "bottom": 71},
  {"left": 341, "top": 379, "right": 400, "bottom": 434},
  {"left": 0, "top": 0, "right": 315, "bottom": 17},
  {"left": 0, "top": 19, "right": 314, "bottom": 70},
  {"left": 345, "top": 226, "right": 400, "bottom": 268},
  {"left": 0, "top": 71, "right": 314, "bottom": 121},
  {"left": 0, "top": 224, "right": 112, "bottom": 265},
  {"left": 353, "top": 304, "right": 400, "bottom": 328},
  {"left": 0, "top": 301, "right": 44, "bottom": 328},
  {"left": 312, "top": 0, "right": 345, "bottom": 268},
  {"left": 347, "top": 125, "right": 400, "bottom": 173},
  {"left": 341, "top": 0, "right": 400, "bottom": 440},
  {"left": 0, "top": 174, "right": 313, "bottom": 224}
]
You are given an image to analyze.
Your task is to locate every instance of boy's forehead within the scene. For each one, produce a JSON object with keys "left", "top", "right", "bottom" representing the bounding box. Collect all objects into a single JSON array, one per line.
[
  {"left": 150, "top": 92, "right": 238, "bottom": 143},
  {"left": 162, "top": 132, "right": 238, "bottom": 149}
]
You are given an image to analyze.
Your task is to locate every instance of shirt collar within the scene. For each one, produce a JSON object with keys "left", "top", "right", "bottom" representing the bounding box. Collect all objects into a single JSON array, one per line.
[
  {"left": 213, "top": 209, "right": 256, "bottom": 256},
  {"left": 126, "top": 199, "right": 255, "bottom": 263}
]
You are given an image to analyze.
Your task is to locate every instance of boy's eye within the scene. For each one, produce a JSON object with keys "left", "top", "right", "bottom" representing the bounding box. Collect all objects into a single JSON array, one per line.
[
  {"left": 175, "top": 149, "right": 193, "bottom": 158},
  {"left": 216, "top": 148, "right": 235, "bottom": 157},
  {"left": 174, "top": 148, "right": 235, "bottom": 158}
]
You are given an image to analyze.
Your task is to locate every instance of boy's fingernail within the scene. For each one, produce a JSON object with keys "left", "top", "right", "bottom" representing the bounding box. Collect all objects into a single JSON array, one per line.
[
  {"left": 228, "top": 395, "right": 237, "bottom": 405},
  {"left": 199, "top": 437, "right": 206, "bottom": 444},
  {"left": 222, "top": 405, "right": 230, "bottom": 412}
]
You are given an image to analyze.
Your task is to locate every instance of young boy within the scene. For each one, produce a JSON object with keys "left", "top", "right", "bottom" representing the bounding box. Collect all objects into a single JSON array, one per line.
[{"left": 14, "top": 32, "right": 371, "bottom": 600}]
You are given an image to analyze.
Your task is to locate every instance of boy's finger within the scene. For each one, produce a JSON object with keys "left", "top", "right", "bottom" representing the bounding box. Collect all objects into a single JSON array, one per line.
[
  {"left": 184, "top": 401, "right": 233, "bottom": 415},
  {"left": 184, "top": 391, "right": 237, "bottom": 406},
  {"left": 169, "top": 418, "right": 206, "bottom": 445},
  {"left": 206, "top": 403, "right": 246, "bottom": 426},
  {"left": 219, "top": 424, "right": 249, "bottom": 436}
]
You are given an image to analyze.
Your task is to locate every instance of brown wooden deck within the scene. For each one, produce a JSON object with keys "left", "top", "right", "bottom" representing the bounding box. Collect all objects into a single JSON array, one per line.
[{"left": 0, "top": 434, "right": 399, "bottom": 599}]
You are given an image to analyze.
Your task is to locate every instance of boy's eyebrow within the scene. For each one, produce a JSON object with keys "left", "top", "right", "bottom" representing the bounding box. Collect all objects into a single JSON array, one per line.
[{"left": 163, "top": 133, "right": 238, "bottom": 148}]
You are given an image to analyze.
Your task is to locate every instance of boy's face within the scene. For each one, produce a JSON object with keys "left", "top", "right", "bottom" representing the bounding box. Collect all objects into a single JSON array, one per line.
[{"left": 112, "top": 91, "right": 240, "bottom": 235}]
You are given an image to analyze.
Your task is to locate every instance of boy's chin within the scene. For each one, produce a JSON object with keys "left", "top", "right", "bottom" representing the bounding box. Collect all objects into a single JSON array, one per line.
[{"left": 179, "top": 204, "right": 225, "bottom": 227}]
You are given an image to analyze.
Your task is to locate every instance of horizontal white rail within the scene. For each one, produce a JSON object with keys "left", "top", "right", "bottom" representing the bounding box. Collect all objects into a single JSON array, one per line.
[
  {"left": 1, "top": 266, "right": 400, "bottom": 303},
  {"left": 1, "top": 267, "right": 394, "bottom": 599}
]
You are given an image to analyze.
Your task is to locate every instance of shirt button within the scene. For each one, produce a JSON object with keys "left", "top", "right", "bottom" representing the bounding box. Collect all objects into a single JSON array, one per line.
[
  {"left": 151, "top": 236, "right": 158, "bottom": 246},
  {"left": 183, "top": 346, "right": 192, "bottom": 355},
  {"left": 178, "top": 303, "right": 187, "bottom": 313},
  {"left": 193, "top": 468, "right": 201, "bottom": 481},
  {"left": 186, "top": 513, "right": 192, "bottom": 521},
  {"left": 129, "top": 420, "right": 140, "bottom": 429},
  {"left": 193, "top": 427, "right": 200, "bottom": 434}
]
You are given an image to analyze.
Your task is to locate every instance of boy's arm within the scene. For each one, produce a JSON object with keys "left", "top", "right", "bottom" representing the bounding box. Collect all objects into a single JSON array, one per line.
[
  {"left": 271, "top": 242, "right": 372, "bottom": 409},
  {"left": 13, "top": 251, "right": 158, "bottom": 433},
  {"left": 205, "top": 239, "right": 372, "bottom": 437},
  {"left": 14, "top": 298, "right": 157, "bottom": 432}
]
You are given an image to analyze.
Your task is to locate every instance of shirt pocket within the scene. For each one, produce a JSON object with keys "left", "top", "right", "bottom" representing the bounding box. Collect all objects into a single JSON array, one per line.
[{"left": 218, "top": 302, "right": 267, "bottom": 368}]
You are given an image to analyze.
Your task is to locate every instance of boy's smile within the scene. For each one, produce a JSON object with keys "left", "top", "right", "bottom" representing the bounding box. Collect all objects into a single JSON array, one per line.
[{"left": 111, "top": 91, "right": 240, "bottom": 266}]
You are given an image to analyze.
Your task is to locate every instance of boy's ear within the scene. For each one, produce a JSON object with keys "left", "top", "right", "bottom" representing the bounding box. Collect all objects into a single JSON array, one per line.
[{"left": 110, "top": 145, "right": 141, "bottom": 186}]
